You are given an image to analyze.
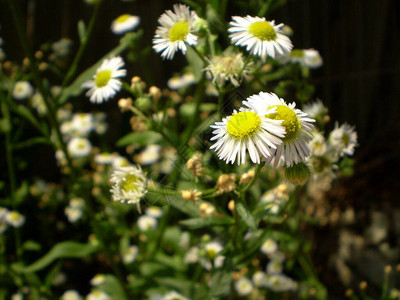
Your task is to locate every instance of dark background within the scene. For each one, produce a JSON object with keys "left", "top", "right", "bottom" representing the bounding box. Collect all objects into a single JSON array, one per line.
[{"left": 1, "top": 0, "right": 400, "bottom": 297}]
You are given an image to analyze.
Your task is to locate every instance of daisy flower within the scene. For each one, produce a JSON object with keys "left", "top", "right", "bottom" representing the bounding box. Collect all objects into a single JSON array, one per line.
[
  {"left": 235, "top": 277, "right": 254, "bottom": 296},
  {"left": 243, "top": 92, "right": 315, "bottom": 167},
  {"left": 110, "top": 165, "right": 147, "bottom": 210},
  {"left": 83, "top": 56, "right": 126, "bottom": 104},
  {"left": 329, "top": 122, "right": 358, "bottom": 157},
  {"left": 292, "top": 48, "right": 323, "bottom": 69},
  {"left": 67, "top": 137, "right": 92, "bottom": 158},
  {"left": 137, "top": 215, "right": 157, "bottom": 231},
  {"left": 210, "top": 108, "right": 285, "bottom": 165},
  {"left": 111, "top": 14, "right": 140, "bottom": 35},
  {"left": 5, "top": 211, "right": 25, "bottom": 228},
  {"left": 228, "top": 16, "right": 293, "bottom": 60},
  {"left": 13, "top": 81, "right": 34, "bottom": 100},
  {"left": 152, "top": 4, "right": 199, "bottom": 60}
]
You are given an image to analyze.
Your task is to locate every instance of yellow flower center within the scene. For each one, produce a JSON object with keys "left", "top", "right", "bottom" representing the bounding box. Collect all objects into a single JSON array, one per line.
[
  {"left": 226, "top": 111, "right": 261, "bottom": 140},
  {"left": 121, "top": 174, "right": 139, "bottom": 192},
  {"left": 248, "top": 21, "right": 277, "bottom": 41},
  {"left": 116, "top": 14, "right": 131, "bottom": 23},
  {"left": 342, "top": 133, "right": 349, "bottom": 146},
  {"left": 206, "top": 249, "right": 217, "bottom": 259},
  {"left": 266, "top": 105, "right": 300, "bottom": 141},
  {"left": 77, "top": 141, "right": 86, "bottom": 149},
  {"left": 95, "top": 70, "right": 112, "bottom": 88},
  {"left": 169, "top": 21, "right": 190, "bottom": 42}
]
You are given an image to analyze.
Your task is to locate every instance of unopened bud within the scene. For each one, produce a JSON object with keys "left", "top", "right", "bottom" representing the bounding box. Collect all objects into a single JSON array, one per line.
[
  {"left": 118, "top": 97, "right": 133, "bottom": 111},
  {"left": 199, "top": 202, "right": 215, "bottom": 217},
  {"left": 284, "top": 162, "right": 310, "bottom": 185},
  {"left": 239, "top": 170, "right": 255, "bottom": 185},
  {"left": 135, "top": 97, "right": 151, "bottom": 110},
  {"left": 181, "top": 189, "right": 201, "bottom": 202},
  {"left": 149, "top": 86, "right": 162, "bottom": 102}
]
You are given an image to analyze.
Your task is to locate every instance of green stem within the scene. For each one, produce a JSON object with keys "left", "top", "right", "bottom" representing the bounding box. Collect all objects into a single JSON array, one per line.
[
  {"left": 242, "top": 164, "right": 263, "bottom": 194},
  {"left": 61, "top": 0, "right": 102, "bottom": 87},
  {"left": 0, "top": 98, "right": 16, "bottom": 204},
  {"left": 7, "top": 0, "right": 76, "bottom": 177},
  {"left": 183, "top": 75, "right": 206, "bottom": 144},
  {"left": 189, "top": 45, "right": 207, "bottom": 65},
  {"left": 217, "top": 88, "right": 225, "bottom": 119}
]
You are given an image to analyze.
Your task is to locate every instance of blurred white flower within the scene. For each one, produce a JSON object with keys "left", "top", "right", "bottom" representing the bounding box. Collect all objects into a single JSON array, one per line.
[
  {"left": 235, "top": 277, "right": 253, "bottom": 296},
  {"left": 83, "top": 56, "right": 126, "bottom": 104},
  {"left": 122, "top": 245, "right": 139, "bottom": 264},
  {"left": 329, "top": 122, "right": 358, "bottom": 157},
  {"left": 13, "top": 81, "right": 34, "bottom": 100},
  {"left": 67, "top": 137, "right": 92, "bottom": 158},
  {"left": 161, "top": 291, "right": 189, "bottom": 300},
  {"left": 167, "top": 72, "right": 196, "bottom": 90},
  {"left": 111, "top": 14, "right": 140, "bottom": 35},
  {"left": 61, "top": 290, "right": 82, "bottom": 300},
  {"left": 5, "top": 211, "right": 25, "bottom": 228},
  {"left": 137, "top": 215, "right": 157, "bottom": 231},
  {"left": 86, "top": 290, "right": 110, "bottom": 300},
  {"left": 260, "top": 239, "right": 278, "bottom": 255},
  {"left": 90, "top": 274, "right": 106, "bottom": 286}
]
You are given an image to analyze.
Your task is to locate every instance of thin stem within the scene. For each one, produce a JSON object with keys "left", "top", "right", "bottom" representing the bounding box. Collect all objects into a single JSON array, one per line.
[
  {"left": 183, "top": 75, "right": 206, "bottom": 145},
  {"left": 242, "top": 164, "right": 263, "bottom": 194},
  {"left": 217, "top": 88, "right": 225, "bottom": 119},
  {"left": 0, "top": 99, "right": 17, "bottom": 204},
  {"left": 188, "top": 45, "right": 207, "bottom": 65},
  {"left": 62, "top": 0, "right": 102, "bottom": 87}
]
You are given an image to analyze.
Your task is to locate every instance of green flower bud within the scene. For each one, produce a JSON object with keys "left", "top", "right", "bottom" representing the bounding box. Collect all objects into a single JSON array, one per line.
[
  {"left": 135, "top": 97, "right": 151, "bottom": 110},
  {"left": 284, "top": 162, "right": 310, "bottom": 185}
]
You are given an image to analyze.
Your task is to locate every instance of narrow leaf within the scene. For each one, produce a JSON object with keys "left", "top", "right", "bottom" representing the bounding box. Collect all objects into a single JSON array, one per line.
[
  {"left": 180, "top": 216, "right": 234, "bottom": 229},
  {"left": 236, "top": 201, "right": 257, "bottom": 230},
  {"left": 15, "top": 241, "right": 98, "bottom": 273}
]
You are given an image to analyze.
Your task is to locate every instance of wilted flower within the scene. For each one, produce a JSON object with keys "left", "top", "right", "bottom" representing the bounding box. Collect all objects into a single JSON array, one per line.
[{"left": 110, "top": 166, "right": 147, "bottom": 210}]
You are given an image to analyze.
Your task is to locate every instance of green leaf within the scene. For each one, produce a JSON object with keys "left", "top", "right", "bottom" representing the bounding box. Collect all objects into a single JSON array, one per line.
[
  {"left": 236, "top": 201, "right": 257, "bottom": 230},
  {"left": 22, "top": 240, "right": 42, "bottom": 252},
  {"left": 99, "top": 274, "right": 127, "bottom": 300},
  {"left": 59, "top": 31, "right": 143, "bottom": 104},
  {"left": 185, "top": 46, "right": 204, "bottom": 81},
  {"left": 209, "top": 271, "right": 232, "bottom": 297},
  {"left": 14, "top": 241, "right": 98, "bottom": 273},
  {"left": 77, "top": 20, "right": 86, "bottom": 43},
  {"left": 181, "top": 216, "right": 234, "bottom": 229},
  {"left": 155, "top": 252, "right": 185, "bottom": 272},
  {"left": 155, "top": 277, "right": 192, "bottom": 296},
  {"left": 145, "top": 191, "right": 199, "bottom": 217},
  {"left": 13, "top": 105, "right": 44, "bottom": 134},
  {"left": 206, "top": 4, "right": 226, "bottom": 33},
  {"left": 139, "top": 262, "right": 168, "bottom": 277},
  {"left": 14, "top": 181, "right": 29, "bottom": 205},
  {"left": 116, "top": 131, "right": 162, "bottom": 147}
]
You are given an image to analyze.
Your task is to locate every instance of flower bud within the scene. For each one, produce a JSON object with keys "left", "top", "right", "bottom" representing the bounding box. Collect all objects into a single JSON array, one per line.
[{"left": 284, "top": 162, "right": 310, "bottom": 185}]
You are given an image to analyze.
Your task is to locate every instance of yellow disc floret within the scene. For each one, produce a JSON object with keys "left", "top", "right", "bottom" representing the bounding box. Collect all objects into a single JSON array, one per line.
[
  {"left": 168, "top": 21, "right": 190, "bottom": 42},
  {"left": 226, "top": 111, "right": 261, "bottom": 140},
  {"left": 267, "top": 105, "right": 300, "bottom": 141},
  {"left": 248, "top": 21, "right": 277, "bottom": 41},
  {"left": 121, "top": 174, "right": 139, "bottom": 192},
  {"left": 116, "top": 14, "right": 131, "bottom": 23},
  {"left": 95, "top": 70, "right": 112, "bottom": 88}
]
